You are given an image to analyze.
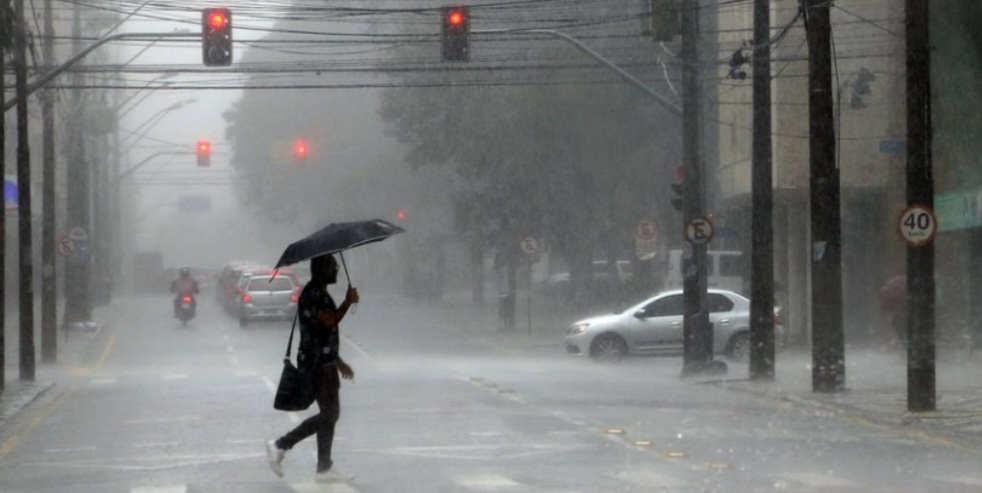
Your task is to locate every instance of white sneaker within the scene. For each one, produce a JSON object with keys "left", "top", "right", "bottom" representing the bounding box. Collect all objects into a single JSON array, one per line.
[
  {"left": 265, "top": 440, "right": 285, "bottom": 478},
  {"left": 314, "top": 469, "right": 354, "bottom": 483}
]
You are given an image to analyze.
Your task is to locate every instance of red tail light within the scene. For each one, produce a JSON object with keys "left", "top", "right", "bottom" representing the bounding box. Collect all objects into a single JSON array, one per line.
[
  {"left": 291, "top": 294, "right": 299, "bottom": 303},
  {"left": 182, "top": 295, "right": 192, "bottom": 303},
  {"left": 242, "top": 294, "right": 252, "bottom": 303},
  {"left": 773, "top": 310, "right": 783, "bottom": 326}
]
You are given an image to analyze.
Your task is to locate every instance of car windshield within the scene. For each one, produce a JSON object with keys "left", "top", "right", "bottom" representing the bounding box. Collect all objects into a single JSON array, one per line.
[{"left": 4, "top": 4, "right": 980, "bottom": 493}]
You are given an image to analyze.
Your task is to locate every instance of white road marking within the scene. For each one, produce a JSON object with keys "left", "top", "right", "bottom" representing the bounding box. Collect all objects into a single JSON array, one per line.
[
  {"left": 162, "top": 374, "right": 188, "bottom": 380},
  {"left": 89, "top": 378, "right": 116, "bottom": 385},
  {"left": 43, "top": 446, "right": 97, "bottom": 453},
  {"left": 455, "top": 474, "right": 521, "bottom": 491},
  {"left": 290, "top": 481, "right": 358, "bottom": 492},
  {"left": 929, "top": 475, "right": 982, "bottom": 486},
  {"left": 782, "top": 472, "right": 862, "bottom": 488},
  {"left": 123, "top": 416, "right": 200, "bottom": 425},
  {"left": 616, "top": 469, "right": 690, "bottom": 489}
]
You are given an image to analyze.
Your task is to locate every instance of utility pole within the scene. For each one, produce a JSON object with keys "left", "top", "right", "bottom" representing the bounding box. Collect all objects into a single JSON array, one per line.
[
  {"left": 40, "top": 0, "right": 57, "bottom": 363},
  {"left": 804, "top": 0, "right": 844, "bottom": 393},
  {"left": 679, "top": 0, "right": 716, "bottom": 376},
  {"left": 1, "top": 0, "right": 8, "bottom": 394},
  {"left": 905, "top": 0, "right": 935, "bottom": 412},
  {"left": 15, "top": 0, "right": 36, "bottom": 381},
  {"left": 64, "top": 0, "right": 92, "bottom": 327},
  {"left": 749, "top": 0, "right": 775, "bottom": 379}
]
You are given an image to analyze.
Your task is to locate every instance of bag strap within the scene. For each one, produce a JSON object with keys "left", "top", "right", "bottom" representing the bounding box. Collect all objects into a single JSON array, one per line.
[{"left": 284, "top": 310, "right": 299, "bottom": 359}]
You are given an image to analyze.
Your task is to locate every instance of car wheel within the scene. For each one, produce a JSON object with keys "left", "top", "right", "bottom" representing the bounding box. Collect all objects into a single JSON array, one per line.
[
  {"left": 726, "top": 332, "right": 750, "bottom": 361},
  {"left": 590, "top": 334, "right": 628, "bottom": 362}
]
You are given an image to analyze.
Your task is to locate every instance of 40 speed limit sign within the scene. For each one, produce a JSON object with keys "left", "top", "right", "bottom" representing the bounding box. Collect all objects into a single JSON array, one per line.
[{"left": 897, "top": 205, "right": 937, "bottom": 247}]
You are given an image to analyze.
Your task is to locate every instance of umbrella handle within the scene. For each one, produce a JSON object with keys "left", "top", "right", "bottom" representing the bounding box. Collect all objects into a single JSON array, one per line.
[{"left": 339, "top": 252, "right": 357, "bottom": 315}]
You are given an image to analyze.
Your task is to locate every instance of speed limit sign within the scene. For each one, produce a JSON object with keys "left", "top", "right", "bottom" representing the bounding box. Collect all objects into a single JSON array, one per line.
[{"left": 897, "top": 205, "right": 937, "bottom": 246}]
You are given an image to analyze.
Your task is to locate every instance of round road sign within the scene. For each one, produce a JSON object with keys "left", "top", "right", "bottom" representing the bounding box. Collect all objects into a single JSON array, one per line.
[
  {"left": 520, "top": 236, "right": 539, "bottom": 255},
  {"left": 685, "top": 216, "right": 714, "bottom": 245},
  {"left": 57, "top": 236, "right": 75, "bottom": 257},
  {"left": 898, "top": 205, "right": 936, "bottom": 246}
]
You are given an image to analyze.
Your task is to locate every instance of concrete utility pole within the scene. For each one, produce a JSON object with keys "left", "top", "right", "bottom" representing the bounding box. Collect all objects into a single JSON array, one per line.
[
  {"left": 679, "top": 0, "right": 715, "bottom": 376},
  {"left": 64, "top": 0, "right": 92, "bottom": 326},
  {"left": 15, "top": 0, "right": 36, "bottom": 381},
  {"left": 1, "top": 0, "right": 8, "bottom": 393},
  {"left": 749, "top": 0, "right": 775, "bottom": 380},
  {"left": 904, "top": 0, "right": 935, "bottom": 412},
  {"left": 40, "top": 0, "right": 57, "bottom": 363},
  {"left": 804, "top": 0, "right": 844, "bottom": 393}
]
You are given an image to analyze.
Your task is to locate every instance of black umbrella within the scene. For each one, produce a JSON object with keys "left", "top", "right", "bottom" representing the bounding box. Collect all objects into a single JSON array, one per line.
[{"left": 273, "top": 219, "right": 405, "bottom": 284}]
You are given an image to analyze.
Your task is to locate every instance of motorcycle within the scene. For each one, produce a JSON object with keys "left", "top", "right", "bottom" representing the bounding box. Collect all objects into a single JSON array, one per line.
[{"left": 177, "top": 295, "right": 196, "bottom": 326}]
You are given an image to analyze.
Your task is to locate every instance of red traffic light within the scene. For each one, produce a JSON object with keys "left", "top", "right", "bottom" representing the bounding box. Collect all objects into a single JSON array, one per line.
[
  {"left": 397, "top": 210, "right": 406, "bottom": 221},
  {"left": 447, "top": 9, "right": 464, "bottom": 26},
  {"left": 293, "top": 139, "right": 309, "bottom": 159},
  {"left": 196, "top": 140, "right": 211, "bottom": 166},
  {"left": 207, "top": 11, "right": 228, "bottom": 30}
]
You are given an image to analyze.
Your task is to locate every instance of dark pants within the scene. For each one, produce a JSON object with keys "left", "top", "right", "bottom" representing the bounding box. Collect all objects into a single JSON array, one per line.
[{"left": 276, "top": 365, "right": 341, "bottom": 473}]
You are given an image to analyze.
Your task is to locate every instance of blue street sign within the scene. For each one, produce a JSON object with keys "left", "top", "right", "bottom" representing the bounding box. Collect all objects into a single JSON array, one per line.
[{"left": 4, "top": 178, "right": 17, "bottom": 208}]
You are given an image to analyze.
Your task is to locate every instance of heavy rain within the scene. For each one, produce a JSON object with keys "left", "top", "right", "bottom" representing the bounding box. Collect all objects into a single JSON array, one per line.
[{"left": 2, "top": 1, "right": 982, "bottom": 492}]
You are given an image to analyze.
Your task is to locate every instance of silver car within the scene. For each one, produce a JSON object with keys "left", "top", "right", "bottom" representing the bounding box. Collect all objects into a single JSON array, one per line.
[
  {"left": 238, "top": 275, "right": 299, "bottom": 327},
  {"left": 564, "top": 289, "right": 785, "bottom": 361}
]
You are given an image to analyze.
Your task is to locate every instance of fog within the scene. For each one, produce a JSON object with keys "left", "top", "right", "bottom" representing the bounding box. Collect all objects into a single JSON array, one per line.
[{"left": 3, "top": 1, "right": 982, "bottom": 492}]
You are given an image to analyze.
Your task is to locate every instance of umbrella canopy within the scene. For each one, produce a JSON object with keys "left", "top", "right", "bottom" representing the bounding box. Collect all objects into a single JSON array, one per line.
[
  {"left": 877, "top": 275, "right": 906, "bottom": 311},
  {"left": 273, "top": 219, "right": 405, "bottom": 282}
]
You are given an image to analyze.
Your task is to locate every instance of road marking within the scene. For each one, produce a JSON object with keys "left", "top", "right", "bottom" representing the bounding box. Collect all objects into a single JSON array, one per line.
[
  {"left": 0, "top": 393, "right": 66, "bottom": 460},
  {"left": 455, "top": 474, "right": 521, "bottom": 490},
  {"left": 290, "top": 481, "right": 357, "bottom": 492},
  {"left": 133, "top": 441, "right": 179, "bottom": 449},
  {"left": 162, "top": 374, "right": 188, "bottom": 380},
  {"left": 783, "top": 472, "right": 861, "bottom": 488},
  {"left": 89, "top": 378, "right": 117, "bottom": 385},
  {"left": 123, "top": 416, "right": 200, "bottom": 425},
  {"left": 616, "top": 469, "right": 689, "bottom": 489}
]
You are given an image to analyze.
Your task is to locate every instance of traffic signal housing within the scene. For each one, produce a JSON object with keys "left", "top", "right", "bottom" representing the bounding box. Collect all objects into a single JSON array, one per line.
[
  {"left": 202, "top": 8, "right": 232, "bottom": 66},
  {"left": 293, "top": 139, "right": 309, "bottom": 166},
  {"left": 441, "top": 6, "right": 470, "bottom": 62},
  {"left": 196, "top": 140, "right": 211, "bottom": 167}
]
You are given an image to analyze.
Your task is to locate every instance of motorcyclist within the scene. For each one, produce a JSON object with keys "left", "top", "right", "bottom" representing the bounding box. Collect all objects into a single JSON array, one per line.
[{"left": 170, "top": 267, "right": 200, "bottom": 318}]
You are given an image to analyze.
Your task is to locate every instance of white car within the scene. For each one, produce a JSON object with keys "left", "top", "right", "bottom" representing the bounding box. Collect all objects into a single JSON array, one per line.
[{"left": 563, "top": 289, "right": 785, "bottom": 361}]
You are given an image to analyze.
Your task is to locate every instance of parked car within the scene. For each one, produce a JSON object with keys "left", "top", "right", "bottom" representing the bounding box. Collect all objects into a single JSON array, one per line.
[
  {"left": 236, "top": 273, "right": 300, "bottom": 327},
  {"left": 563, "top": 289, "right": 785, "bottom": 362}
]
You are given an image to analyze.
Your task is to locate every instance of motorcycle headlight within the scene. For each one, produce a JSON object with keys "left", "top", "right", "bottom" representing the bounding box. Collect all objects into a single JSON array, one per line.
[{"left": 568, "top": 323, "right": 590, "bottom": 335}]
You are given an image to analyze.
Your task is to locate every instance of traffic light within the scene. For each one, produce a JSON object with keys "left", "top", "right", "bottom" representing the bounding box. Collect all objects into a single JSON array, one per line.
[
  {"left": 202, "top": 8, "right": 232, "bottom": 66},
  {"left": 293, "top": 139, "right": 309, "bottom": 165},
  {"left": 396, "top": 210, "right": 406, "bottom": 222},
  {"left": 441, "top": 6, "right": 470, "bottom": 62},
  {"left": 196, "top": 140, "right": 211, "bottom": 167},
  {"left": 671, "top": 165, "right": 684, "bottom": 212}
]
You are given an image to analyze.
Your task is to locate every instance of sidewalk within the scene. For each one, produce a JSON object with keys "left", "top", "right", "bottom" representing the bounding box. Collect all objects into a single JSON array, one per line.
[
  {"left": 422, "top": 287, "right": 982, "bottom": 450},
  {"left": 1, "top": 302, "right": 119, "bottom": 430}
]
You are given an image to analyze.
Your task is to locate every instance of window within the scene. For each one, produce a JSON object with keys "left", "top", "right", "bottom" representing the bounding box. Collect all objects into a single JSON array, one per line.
[
  {"left": 249, "top": 277, "right": 294, "bottom": 291},
  {"left": 645, "top": 295, "right": 685, "bottom": 317},
  {"left": 707, "top": 293, "right": 735, "bottom": 313},
  {"left": 719, "top": 254, "right": 744, "bottom": 277}
]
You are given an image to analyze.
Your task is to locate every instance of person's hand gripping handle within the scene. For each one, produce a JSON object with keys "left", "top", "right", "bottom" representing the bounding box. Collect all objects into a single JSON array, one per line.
[{"left": 345, "top": 285, "right": 360, "bottom": 315}]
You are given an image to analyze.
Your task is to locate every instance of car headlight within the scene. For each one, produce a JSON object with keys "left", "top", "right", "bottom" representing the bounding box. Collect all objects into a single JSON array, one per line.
[{"left": 567, "top": 323, "right": 590, "bottom": 335}]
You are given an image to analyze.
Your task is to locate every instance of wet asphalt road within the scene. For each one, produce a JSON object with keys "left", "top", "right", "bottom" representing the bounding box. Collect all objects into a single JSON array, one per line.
[{"left": 1, "top": 291, "right": 981, "bottom": 493}]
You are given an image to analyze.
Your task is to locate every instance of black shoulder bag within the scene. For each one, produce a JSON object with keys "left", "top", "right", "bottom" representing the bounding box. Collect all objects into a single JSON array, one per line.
[{"left": 273, "top": 312, "right": 315, "bottom": 411}]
